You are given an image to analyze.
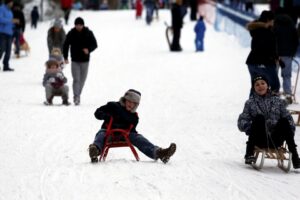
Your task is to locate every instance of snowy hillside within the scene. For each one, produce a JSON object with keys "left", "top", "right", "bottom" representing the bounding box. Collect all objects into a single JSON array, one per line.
[{"left": 0, "top": 9, "right": 300, "bottom": 200}]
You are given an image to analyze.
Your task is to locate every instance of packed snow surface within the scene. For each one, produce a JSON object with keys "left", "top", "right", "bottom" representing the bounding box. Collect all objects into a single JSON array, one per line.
[{"left": 0, "top": 9, "right": 300, "bottom": 200}]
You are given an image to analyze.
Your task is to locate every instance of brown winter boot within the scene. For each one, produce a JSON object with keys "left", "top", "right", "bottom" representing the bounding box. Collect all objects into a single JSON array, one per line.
[
  {"left": 156, "top": 143, "right": 176, "bottom": 164},
  {"left": 62, "top": 99, "right": 71, "bottom": 106},
  {"left": 89, "top": 144, "right": 100, "bottom": 163}
]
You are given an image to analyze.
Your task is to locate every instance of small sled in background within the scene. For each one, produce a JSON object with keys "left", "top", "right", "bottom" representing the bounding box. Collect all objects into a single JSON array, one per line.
[
  {"left": 164, "top": 22, "right": 172, "bottom": 50},
  {"left": 287, "top": 59, "right": 300, "bottom": 125},
  {"left": 251, "top": 144, "right": 292, "bottom": 172},
  {"left": 99, "top": 117, "right": 140, "bottom": 162}
]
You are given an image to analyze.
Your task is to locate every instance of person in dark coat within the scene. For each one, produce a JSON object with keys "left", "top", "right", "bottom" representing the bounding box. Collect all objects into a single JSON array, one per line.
[
  {"left": 88, "top": 89, "right": 177, "bottom": 163},
  {"left": 30, "top": 6, "right": 39, "bottom": 29},
  {"left": 189, "top": 0, "right": 197, "bottom": 21},
  {"left": 273, "top": 8, "right": 299, "bottom": 104},
  {"left": 63, "top": 17, "right": 97, "bottom": 105},
  {"left": 194, "top": 15, "right": 206, "bottom": 51},
  {"left": 238, "top": 75, "right": 300, "bottom": 169},
  {"left": 170, "top": 0, "right": 185, "bottom": 51},
  {"left": 246, "top": 10, "right": 280, "bottom": 95},
  {"left": 12, "top": 2, "right": 25, "bottom": 58}
]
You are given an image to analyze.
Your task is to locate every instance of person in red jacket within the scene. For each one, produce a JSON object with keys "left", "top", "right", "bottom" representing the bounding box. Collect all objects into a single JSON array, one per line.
[
  {"left": 60, "top": 0, "right": 73, "bottom": 25},
  {"left": 135, "top": 0, "right": 143, "bottom": 19}
]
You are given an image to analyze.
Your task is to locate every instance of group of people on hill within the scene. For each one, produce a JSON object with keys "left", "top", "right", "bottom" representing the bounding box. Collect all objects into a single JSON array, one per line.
[
  {"left": 238, "top": 9, "right": 300, "bottom": 169},
  {"left": 43, "top": 17, "right": 98, "bottom": 106},
  {"left": 0, "top": 0, "right": 40, "bottom": 71}
]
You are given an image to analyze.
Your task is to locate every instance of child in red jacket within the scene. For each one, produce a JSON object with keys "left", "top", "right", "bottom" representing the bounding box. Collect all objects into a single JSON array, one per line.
[{"left": 135, "top": 0, "right": 143, "bottom": 19}]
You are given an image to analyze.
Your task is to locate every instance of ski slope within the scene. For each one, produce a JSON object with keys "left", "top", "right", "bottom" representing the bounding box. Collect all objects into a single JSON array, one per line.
[{"left": 0, "top": 9, "right": 300, "bottom": 200}]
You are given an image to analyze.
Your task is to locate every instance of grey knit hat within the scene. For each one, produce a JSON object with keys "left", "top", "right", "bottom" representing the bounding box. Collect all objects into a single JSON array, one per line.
[
  {"left": 53, "top": 19, "right": 62, "bottom": 28},
  {"left": 119, "top": 89, "right": 141, "bottom": 112}
]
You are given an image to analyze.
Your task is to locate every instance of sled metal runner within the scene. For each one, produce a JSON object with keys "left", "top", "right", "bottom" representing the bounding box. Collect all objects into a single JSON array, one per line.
[
  {"left": 286, "top": 59, "right": 300, "bottom": 125},
  {"left": 164, "top": 22, "right": 172, "bottom": 50},
  {"left": 99, "top": 117, "right": 140, "bottom": 162},
  {"left": 251, "top": 146, "right": 292, "bottom": 172}
]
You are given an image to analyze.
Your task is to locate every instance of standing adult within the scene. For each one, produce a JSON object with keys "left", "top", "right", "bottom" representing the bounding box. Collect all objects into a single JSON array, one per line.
[
  {"left": 63, "top": 17, "right": 98, "bottom": 105},
  {"left": 246, "top": 10, "right": 280, "bottom": 95},
  {"left": 274, "top": 8, "right": 299, "bottom": 103},
  {"left": 190, "top": 0, "right": 197, "bottom": 21},
  {"left": 60, "top": 0, "right": 73, "bottom": 25},
  {"left": 0, "top": 0, "right": 18, "bottom": 71},
  {"left": 12, "top": 2, "right": 25, "bottom": 58},
  {"left": 47, "top": 18, "right": 66, "bottom": 55},
  {"left": 170, "top": 0, "right": 185, "bottom": 51},
  {"left": 30, "top": 6, "right": 39, "bottom": 29},
  {"left": 144, "top": 0, "right": 156, "bottom": 25}
]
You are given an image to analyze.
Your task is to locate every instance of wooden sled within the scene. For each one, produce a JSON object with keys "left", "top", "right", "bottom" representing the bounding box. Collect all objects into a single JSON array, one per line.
[
  {"left": 286, "top": 59, "right": 300, "bottom": 125},
  {"left": 287, "top": 104, "right": 300, "bottom": 126},
  {"left": 252, "top": 145, "right": 292, "bottom": 172},
  {"left": 164, "top": 22, "right": 172, "bottom": 51}
]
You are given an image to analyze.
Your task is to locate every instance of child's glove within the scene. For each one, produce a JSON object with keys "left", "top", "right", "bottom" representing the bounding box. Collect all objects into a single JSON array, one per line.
[
  {"left": 56, "top": 73, "right": 64, "bottom": 80},
  {"left": 48, "top": 77, "right": 56, "bottom": 83}
]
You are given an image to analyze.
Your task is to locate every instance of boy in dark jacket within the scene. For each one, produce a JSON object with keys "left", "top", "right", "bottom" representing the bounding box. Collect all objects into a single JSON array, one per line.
[
  {"left": 42, "top": 59, "right": 70, "bottom": 105},
  {"left": 63, "top": 17, "right": 98, "bottom": 106},
  {"left": 89, "top": 89, "right": 176, "bottom": 163}
]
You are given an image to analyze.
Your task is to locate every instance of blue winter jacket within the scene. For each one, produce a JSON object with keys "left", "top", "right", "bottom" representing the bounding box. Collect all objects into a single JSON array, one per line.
[
  {"left": 0, "top": 4, "right": 14, "bottom": 35},
  {"left": 194, "top": 20, "right": 206, "bottom": 39},
  {"left": 238, "top": 91, "right": 295, "bottom": 134}
]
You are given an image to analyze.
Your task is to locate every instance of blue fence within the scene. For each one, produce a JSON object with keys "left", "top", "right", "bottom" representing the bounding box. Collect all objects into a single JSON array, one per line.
[{"left": 214, "top": 3, "right": 257, "bottom": 47}]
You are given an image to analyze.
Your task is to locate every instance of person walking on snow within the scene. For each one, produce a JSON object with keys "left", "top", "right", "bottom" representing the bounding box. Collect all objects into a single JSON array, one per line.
[
  {"left": 89, "top": 89, "right": 177, "bottom": 163},
  {"left": 30, "top": 6, "right": 39, "bottom": 29},
  {"left": 63, "top": 17, "right": 97, "bottom": 105},
  {"left": 0, "top": 0, "right": 18, "bottom": 71},
  {"left": 47, "top": 18, "right": 66, "bottom": 55},
  {"left": 194, "top": 15, "right": 206, "bottom": 52},
  {"left": 273, "top": 8, "right": 299, "bottom": 104}
]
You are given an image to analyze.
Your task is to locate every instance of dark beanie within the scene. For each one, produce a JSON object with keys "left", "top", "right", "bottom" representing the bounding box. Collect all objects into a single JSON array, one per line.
[
  {"left": 74, "top": 17, "right": 84, "bottom": 25},
  {"left": 258, "top": 10, "right": 274, "bottom": 22},
  {"left": 252, "top": 75, "right": 269, "bottom": 87}
]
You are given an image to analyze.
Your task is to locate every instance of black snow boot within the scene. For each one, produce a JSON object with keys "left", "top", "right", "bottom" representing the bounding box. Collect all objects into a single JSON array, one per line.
[
  {"left": 89, "top": 144, "right": 100, "bottom": 163},
  {"left": 244, "top": 155, "right": 256, "bottom": 165},
  {"left": 156, "top": 143, "right": 176, "bottom": 164},
  {"left": 291, "top": 151, "right": 300, "bottom": 169},
  {"left": 62, "top": 99, "right": 71, "bottom": 106}
]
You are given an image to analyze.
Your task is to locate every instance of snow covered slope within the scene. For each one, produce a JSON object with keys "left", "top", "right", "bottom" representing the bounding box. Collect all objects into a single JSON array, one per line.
[{"left": 0, "top": 9, "right": 299, "bottom": 200}]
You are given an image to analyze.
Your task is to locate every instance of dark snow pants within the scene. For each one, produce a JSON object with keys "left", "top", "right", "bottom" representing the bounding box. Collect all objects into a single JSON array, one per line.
[
  {"left": 93, "top": 129, "right": 159, "bottom": 159},
  {"left": 245, "top": 115, "right": 297, "bottom": 156}
]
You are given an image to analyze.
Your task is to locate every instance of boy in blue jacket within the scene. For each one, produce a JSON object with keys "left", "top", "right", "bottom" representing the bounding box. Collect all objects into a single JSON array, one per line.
[{"left": 0, "top": 0, "right": 18, "bottom": 71}]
